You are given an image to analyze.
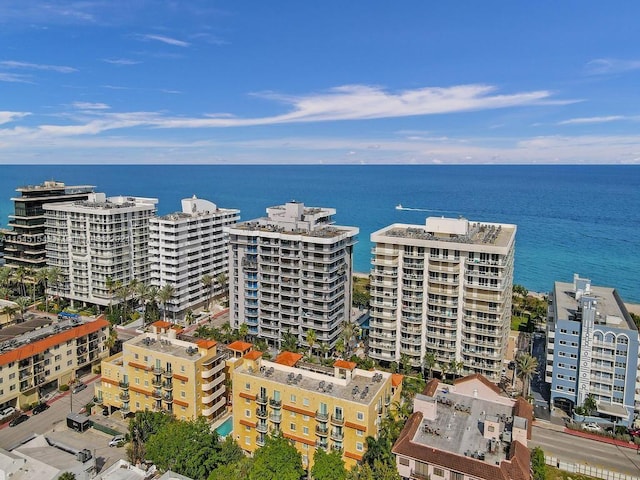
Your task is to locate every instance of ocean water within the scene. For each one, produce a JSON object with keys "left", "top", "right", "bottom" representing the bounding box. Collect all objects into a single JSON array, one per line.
[{"left": 0, "top": 165, "right": 638, "bottom": 303}]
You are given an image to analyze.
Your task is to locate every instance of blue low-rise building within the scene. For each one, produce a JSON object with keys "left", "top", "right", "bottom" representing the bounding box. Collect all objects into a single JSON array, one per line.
[{"left": 546, "top": 274, "right": 638, "bottom": 426}]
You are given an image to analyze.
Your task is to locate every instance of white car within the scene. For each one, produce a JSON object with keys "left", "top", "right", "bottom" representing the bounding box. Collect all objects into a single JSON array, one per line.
[
  {"left": 0, "top": 406, "right": 16, "bottom": 420},
  {"left": 109, "top": 434, "right": 126, "bottom": 447},
  {"left": 583, "top": 423, "right": 601, "bottom": 432}
]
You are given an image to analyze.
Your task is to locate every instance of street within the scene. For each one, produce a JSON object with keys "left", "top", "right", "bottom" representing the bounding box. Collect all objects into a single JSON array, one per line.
[{"left": 531, "top": 424, "right": 640, "bottom": 477}]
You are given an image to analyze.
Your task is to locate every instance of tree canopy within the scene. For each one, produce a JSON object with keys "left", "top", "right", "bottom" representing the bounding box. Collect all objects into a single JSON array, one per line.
[
  {"left": 248, "top": 434, "right": 305, "bottom": 480},
  {"left": 311, "top": 449, "right": 346, "bottom": 480}
]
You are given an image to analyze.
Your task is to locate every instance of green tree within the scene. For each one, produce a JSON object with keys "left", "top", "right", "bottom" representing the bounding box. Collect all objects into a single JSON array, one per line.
[
  {"left": 238, "top": 323, "right": 249, "bottom": 341},
  {"left": 282, "top": 331, "right": 299, "bottom": 352},
  {"left": 158, "top": 284, "right": 175, "bottom": 322},
  {"left": 583, "top": 393, "right": 597, "bottom": 416},
  {"left": 311, "top": 448, "right": 346, "bottom": 480},
  {"left": 248, "top": 434, "right": 304, "bottom": 480},
  {"left": 515, "top": 353, "right": 538, "bottom": 399},
  {"left": 422, "top": 351, "right": 436, "bottom": 380},
  {"left": 145, "top": 417, "right": 223, "bottom": 479},
  {"left": 306, "top": 329, "right": 317, "bottom": 361},
  {"left": 144, "top": 298, "right": 160, "bottom": 325},
  {"left": 362, "top": 435, "right": 394, "bottom": 469},
  {"left": 47, "top": 266, "right": 62, "bottom": 304},
  {"left": 202, "top": 274, "right": 213, "bottom": 310},
  {"left": 531, "top": 446, "right": 546, "bottom": 480},
  {"left": 105, "top": 276, "right": 116, "bottom": 315},
  {"left": 58, "top": 473, "right": 76, "bottom": 480},
  {"left": 14, "top": 296, "right": 30, "bottom": 322},
  {"left": 216, "top": 273, "right": 228, "bottom": 298},
  {"left": 128, "top": 410, "right": 174, "bottom": 464},
  {"left": 209, "top": 456, "right": 254, "bottom": 480}
]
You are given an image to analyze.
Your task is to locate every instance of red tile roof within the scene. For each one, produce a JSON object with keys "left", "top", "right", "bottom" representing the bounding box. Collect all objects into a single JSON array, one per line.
[
  {"left": 333, "top": 359, "right": 357, "bottom": 370},
  {"left": 195, "top": 339, "right": 217, "bottom": 350},
  {"left": 513, "top": 397, "right": 534, "bottom": 439},
  {"left": 244, "top": 350, "right": 263, "bottom": 361},
  {"left": 275, "top": 351, "right": 303, "bottom": 367},
  {"left": 227, "top": 340, "right": 253, "bottom": 352},
  {"left": 151, "top": 321, "right": 171, "bottom": 329},
  {"left": 0, "top": 317, "right": 109, "bottom": 367},
  {"left": 422, "top": 378, "right": 440, "bottom": 396}
]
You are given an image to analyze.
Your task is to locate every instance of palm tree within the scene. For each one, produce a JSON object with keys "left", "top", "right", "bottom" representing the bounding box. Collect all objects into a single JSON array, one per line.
[
  {"left": 0, "top": 266, "right": 12, "bottom": 290},
  {"left": 58, "top": 472, "right": 76, "bottom": 480},
  {"left": 185, "top": 309, "right": 195, "bottom": 326},
  {"left": 446, "top": 359, "right": 464, "bottom": 381},
  {"left": 215, "top": 273, "right": 228, "bottom": 298},
  {"left": 422, "top": 351, "right": 436, "bottom": 380},
  {"left": 306, "top": 329, "right": 317, "bottom": 361},
  {"left": 14, "top": 297, "right": 31, "bottom": 322},
  {"left": 105, "top": 277, "right": 116, "bottom": 315},
  {"left": 13, "top": 266, "right": 27, "bottom": 297},
  {"left": 105, "top": 326, "right": 118, "bottom": 354},
  {"left": 35, "top": 268, "right": 50, "bottom": 310},
  {"left": 115, "top": 281, "right": 130, "bottom": 324},
  {"left": 201, "top": 274, "right": 213, "bottom": 310},
  {"left": 238, "top": 323, "right": 249, "bottom": 341},
  {"left": 157, "top": 284, "right": 175, "bottom": 322},
  {"left": 47, "top": 266, "right": 62, "bottom": 304},
  {"left": 515, "top": 353, "right": 538, "bottom": 399},
  {"left": 2, "top": 304, "right": 17, "bottom": 323},
  {"left": 341, "top": 320, "right": 356, "bottom": 357}
]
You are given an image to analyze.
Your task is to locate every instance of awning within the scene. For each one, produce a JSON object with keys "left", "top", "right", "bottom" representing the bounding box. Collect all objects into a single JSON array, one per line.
[{"left": 597, "top": 402, "right": 629, "bottom": 419}]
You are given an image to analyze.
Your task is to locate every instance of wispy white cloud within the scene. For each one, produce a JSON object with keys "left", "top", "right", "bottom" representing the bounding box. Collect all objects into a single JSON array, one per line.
[
  {"left": 0, "top": 60, "right": 77, "bottom": 73},
  {"left": 137, "top": 34, "right": 190, "bottom": 47},
  {"left": 72, "top": 102, "right": 111, "bottom": 110},
  {"left": 0, "top": 111, "right": 29, "bottom": 125},
  {"left": 585, "top": 58, "right": 640, "bottom": 75},
  {"left": 558, "top": 115, "right": 627, "bottom": 125},
  {"left": 103, "top": 58, "right": 141, "bottom": 66},
  {"left": 0, "top": 72, "right": 32, "bottom": 83}
]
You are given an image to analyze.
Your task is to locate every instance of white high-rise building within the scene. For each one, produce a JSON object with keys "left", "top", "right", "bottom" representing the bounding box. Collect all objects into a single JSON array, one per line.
[
  {"left": 149, "top": 196, "right": 239, "bottom": 321},
  {"left": 44, "top": 193, "right": 158, "bottom": 307},
  {"left": 227, "top": 201, "right": 359, "bottom": 350},
  {"left": 369, "top": 216, "right": 516, "bottom": 381}
]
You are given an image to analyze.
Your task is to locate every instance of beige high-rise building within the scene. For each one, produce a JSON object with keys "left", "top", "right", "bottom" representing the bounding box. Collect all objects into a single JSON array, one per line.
[
  {"left": 369, "top": 216, "right": 516, "bottom": 382},
  {"left": 96, "top": 321, "right": 227, "bottom": 421},
  {"left": 231, "top": 349, "right": 402, "bottom": 470},
  {"left": 227, "top": 201, "right": 358, "bottom": 351}
]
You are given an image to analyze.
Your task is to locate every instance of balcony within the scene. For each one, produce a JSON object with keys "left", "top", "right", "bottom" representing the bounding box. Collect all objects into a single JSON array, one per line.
[
  {"left": 162, "top": 370, "right": 173, "bottom": 378},
  {"left": 315, "top": 425, "right": 329, "bottom": 436},
  {"left": 269, "top": 413, "right": 282, "bottom": 423},
  {"left": 119, "top": 392, "right": 130, "bottom": 401},
  {"left": 316, "top": 410, "right": 329, "bottom": 422},
  {"left": 330, "top": 430, "right": 344, "bottom": 442},
  {"left": 256, "top": 394, "right": 268, "bottom": 405},
  {"left": 152, "top": 390, "right": 162, "bottom": 399},
  {"left": 256, "top": 435, "right": 266, "bottom": 447},
  {"left": 256, "top": 408, "right": 268, "bottom": 419},
  {"left": 256, "top": 422, "right": 268, "bottom": 434},
  {"left": 152, "top": 378, "right": 162, "bottom": 388},
  {"left": 162, "top": 381, "right": 173, "bottom": 391},
  {"left": 269, "top": 398, "right": 282, "bottom": 408},
  {"left": 330, "top": 414, "right": 344, "bottom": 426}
]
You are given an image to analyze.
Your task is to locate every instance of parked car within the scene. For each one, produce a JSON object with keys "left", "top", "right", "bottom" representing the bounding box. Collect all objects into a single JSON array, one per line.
[
  {"left": 583, "top": 423, "right": 602, "bottom": 432},
  {"left": 102, "top": 408, "right": 110, "bottom": 417},
  {"left": 109, "top": 434, "right": 126, "bottom": 447},
  {"left": 627, "top": 428, "right": 640, "bottom": 437},
  {"left": 72, "top": 383, "right": 87, "bottom": 394},
  {"left": 0, "top": 406, "right": 16, "bottom": 420},
  {"left": 32, "top": 403, "right": 50, "bottom": 415},
  {"left": 9, "top": 414, "right": 29, "bottom": 427}
]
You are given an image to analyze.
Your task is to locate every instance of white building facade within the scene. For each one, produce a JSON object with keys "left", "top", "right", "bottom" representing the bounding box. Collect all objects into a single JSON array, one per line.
[
  {"left": 149, "top": 196, "right": 239, "bottom": 321},
  {"left": 44, "top": 193, "right": 157, "bottom": 307},
  {"left": 227, "top": 201, "right": 359, "bottom": 350},
  {"left": 369, "top": 217, "right": 516, "bottom": 382}
]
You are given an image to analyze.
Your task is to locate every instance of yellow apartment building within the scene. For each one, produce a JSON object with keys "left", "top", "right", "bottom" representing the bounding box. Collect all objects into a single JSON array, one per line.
[
  {"left": 0, "top": 315, "right": 109, "bottom": 410},
  {"left": 96, "top": 321, "right": 227, "bottom": 421},
  {"left": 231, "top": 350, "right": 403, "bottom": 470}
]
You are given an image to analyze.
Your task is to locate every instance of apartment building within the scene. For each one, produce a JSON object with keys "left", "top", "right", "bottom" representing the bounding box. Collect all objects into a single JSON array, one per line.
[
  {"left": 369, "top": 216, "right": 516, "bottom": 382},
  {"left": 231, "top": 350, "right": 402, "bottom": 470},
  {"left": 2, "top": 181, "right": 94, "bottom": 269},
  {"left": 392, "top": 375, "right": 532, "bottom": 480},
  {"left": 149, "top": 196, "right": 239, "bottom": 321},
  {"left": 97, "top": 321, "right": 227, "bottom": 421},
  {"left": 227, "top": 201, "right": 359, "bottom": 350},
  {"left": 44, "top": 193, "right": 158, "bottom": 308},
  {"left": 0, "top": 315, "right": 109, "bottom": 410},
  {"left": 546, "top": 274, "right": 638, "bottom": 426}
]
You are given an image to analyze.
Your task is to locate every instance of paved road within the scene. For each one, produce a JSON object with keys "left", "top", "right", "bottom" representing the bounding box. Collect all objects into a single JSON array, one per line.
[
  {"left": 0, "top": 376, "right": 100, "bottom": 450},
  {"left": 532, "top": 424, "right": 640, "bottom": 477}
]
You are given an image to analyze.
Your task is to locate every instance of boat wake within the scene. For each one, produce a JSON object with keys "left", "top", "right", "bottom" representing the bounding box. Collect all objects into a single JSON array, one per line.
[{"left": 396, "top": 204, "right": 455, "bottom": 214}]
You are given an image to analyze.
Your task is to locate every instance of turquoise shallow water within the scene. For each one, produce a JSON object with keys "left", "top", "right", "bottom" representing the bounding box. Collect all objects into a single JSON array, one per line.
[
  {"left": 216, "top": 416, "right": 233, "bottom": 436},
  {"left": 0, "top": 165, "right": 638, "bottom": 302}
]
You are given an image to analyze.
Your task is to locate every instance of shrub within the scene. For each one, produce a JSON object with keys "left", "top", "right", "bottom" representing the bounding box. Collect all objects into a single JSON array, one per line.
[{"left": 59, "top": 384, "right": 70, "bottom": 392}]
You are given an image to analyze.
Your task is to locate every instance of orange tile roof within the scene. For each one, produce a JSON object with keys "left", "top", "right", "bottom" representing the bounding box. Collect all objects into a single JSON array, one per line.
[
  {"left": 0, "top": 318, "right": 109, "bottom": 367},
  {"left": 275, "top": 351, "right": 303, "bottom": 367},
  {"left": 151, "top": 321, "right": 171, "bottom": 329},
  {"left": 391, "top": 373, "right": 404, "bottom": 387},
  {"left": 227, "top": 340, "right": 253, "bottom": 352},
  {"left": 195, "top": 339, "right": 217, "bottom": 349},
  {"left": 244, "top": 350, "right": 263, "bottom": 361},
  {"left": 334, "top": 359, "right": 357, "bottom": 370}
]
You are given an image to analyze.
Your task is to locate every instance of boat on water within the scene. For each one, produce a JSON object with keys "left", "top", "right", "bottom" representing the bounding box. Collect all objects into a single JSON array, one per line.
[{"left": 395, "top": 204, "right": 403, "bottom": 210}]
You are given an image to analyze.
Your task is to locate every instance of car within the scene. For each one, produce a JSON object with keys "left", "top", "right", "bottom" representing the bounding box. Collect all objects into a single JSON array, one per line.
[
  {"left": 32, "top": 403, "right": 50, "bottom": 415},
  {"left": 9, "top": 414, "right": 29, "bottom": 427},
  {"left": 0, "top": 406, "right": 16, "bottom": 420},
  {"left": 628, "top": 428, "right": 640, "bottom": 437},
  {"left": 109, "top": 434, "right": 126, "bottom": 447},
  {"left": 102, "top": 408, "right": 110, "bottom": 417},
  {"left": 72, "top": 383, "right": 87, "bottom": 394},
  {"left": 583, "top": 423, "right": 602, "bottom": 432}
]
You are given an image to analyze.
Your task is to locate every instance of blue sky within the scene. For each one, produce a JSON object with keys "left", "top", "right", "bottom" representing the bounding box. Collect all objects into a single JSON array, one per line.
[{"left": 1, "top": 1, "right": 640, "bottom": 164}]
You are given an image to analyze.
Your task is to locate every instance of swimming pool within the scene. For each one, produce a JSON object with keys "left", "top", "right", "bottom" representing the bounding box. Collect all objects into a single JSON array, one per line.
[{"left": 216, "top": 416, "right": 233, "bottom": 437}]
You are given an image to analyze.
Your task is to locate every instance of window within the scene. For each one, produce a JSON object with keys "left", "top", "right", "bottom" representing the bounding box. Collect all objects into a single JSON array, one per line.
[
  {"left": 245, "top": 409, "right": 251, "bottom": 418},
  {"left": 135, "top": 378, "right": 140, "bottom": 385},
  {"left": 55, "top": 365, "right": 60, "bottom": 371},
  {"left": 357, "top": 411, "right": 364, "bottom": 421},
  {"left": 290, "top": 411, "right": 296, "bottom": 418},
  {"left": 245, "top": 382, "right": 251, "bottom": 390},
  {"left": 136, "top": 402, "right": 140, "bottom": 408},
  {"left": 245, "top": 436, "right": 251, "bottom": 445},
  {"left": 181, "top": 391, "right": 186, "bottom": 398},
  {"left": 55, "top": 354, "right": 61, "bottom": 361},
  {"left": 290, "top": 423, "right": 296, "bottom": 431},
  {"left": 303, "top": 426, "right": 309, "bottom": 435},
  {"left": 356, "top": 442, "right": 363, "bottom": 451},
  {"left": 144, "top": 380, "right": 148, "bottom": 386},
  {"left": 303, "top": 397, "right": 310, "bottom": 406},
  {"left": 452, "top": 473, "right": 464, "bottom": 480},
  {"left": 8, "top": 373, "right": 15, "bottom": 380},
  {"left": 356, "top": 430, "right": 363, "bottom": 437},
  {"left": 290, "top": 394, "right": 296, "bottom": 403},
  {"left": 245, "top": 398, "right": 250, "bottom": 404},
  {"left": 134, "top": 353, "right": 139, "bottom": 359},
  {"left": 433, "top": 467, "right": 444, "bottom": 477},
  {"left": 399, "top": 457, "right": 409, "bottom": 466},
  {"left": 67, "top": 360, "right": 73, "bottom": 366}
]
